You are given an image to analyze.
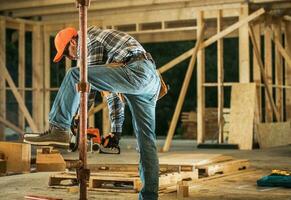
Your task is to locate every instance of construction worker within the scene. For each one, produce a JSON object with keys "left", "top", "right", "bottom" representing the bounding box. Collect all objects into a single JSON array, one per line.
[{"left": 24, "top": 26, "right": 161, "bottom": 200}]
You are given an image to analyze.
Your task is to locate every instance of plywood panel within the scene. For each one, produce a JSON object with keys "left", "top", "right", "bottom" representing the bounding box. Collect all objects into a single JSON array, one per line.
[
  {"left": 257, "top": 122, "right": 291, "bottom": 148},
  {"left": 228, "top": 83, "right": 257, "bottom": 149}
]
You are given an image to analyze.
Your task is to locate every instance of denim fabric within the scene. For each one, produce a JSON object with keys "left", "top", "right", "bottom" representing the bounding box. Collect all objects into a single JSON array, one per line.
[{"left": 49, "top": 60, "right": 160, "bottom": 200}]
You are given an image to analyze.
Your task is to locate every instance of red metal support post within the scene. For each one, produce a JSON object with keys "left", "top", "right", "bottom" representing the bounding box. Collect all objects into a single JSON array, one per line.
[{"left": 76, "top": 0, "right": 90, "bottom": 199}]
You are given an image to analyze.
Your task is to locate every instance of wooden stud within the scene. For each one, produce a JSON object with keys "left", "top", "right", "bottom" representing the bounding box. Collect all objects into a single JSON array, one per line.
[
  {"left": 0, "top": 18, "right": 6, "bottom": 140},
  {"left": 249, "top": 25, "right": 280, "bottom": 122},
  {"left": 285, "top": 21, "right": 291, "bottom": 121},
  {"left": 32, "top": 25, "right": 44, "bottom": 130},
  {"left": 18, "top": 22, "right": 26, "bottom": 130},
  {"left": 43, "top": 26, "right": 51, "bottom": 130},
  {"left": 239, "top": 3, "right": 250, "bottom": 83},
  {"left": 273, "top": 23, "right": 284, "bottom": 121},
  {"left": 264, "top": 25, "right": 273, "bottom": 122},
  {"left": 89, "top": 102, "right": 106, "bottom": 116},
  {"left": 162, "top": 21, "right": 206, "bottom": 152},
  {"left": 0, "top": 116, "right": 24, "bottom": 137},
  {"left": 0, "top": 59, "right": 38, "bottom": 132},
  {"left": 217, "top": 10, "right": 224, "bottom": 143},
  {"left": 197, "top": 11, "right": 205, "bottom": 144},
  {"left": 252, "top": 22, "right": 262, "bottom": 122},
  {"left": 102, "top": 97, "right": 110, "bottom": 134}
]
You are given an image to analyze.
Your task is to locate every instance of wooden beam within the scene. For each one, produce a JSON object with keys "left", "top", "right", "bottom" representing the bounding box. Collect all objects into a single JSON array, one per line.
[
  {"left": 32, "top": 25, "right": 44, "bottom": 130},
  {"left": 197, "top": 12, "right": 206, "bottom": 144},
  {"left": 158, "top": 8, "right": 265, "bottom": 74},
  {"left": 217, "top": 10, "right": 224, "bottom": 143},
  {"left": 43, "top": 27, "right": 51, "bottom": 130},
  {"left": 0, "top": 61, "right": 38, "bottom": 132},
  {"left": 273, "top": 23, "right": 284, "bottom": 121},
  {"left": 264, "top": 25, "right": 273, "bottom": 122},
  {"left": 239, "top": 3, "right": 250, "bottom": 83},
  {"left": 0, "top": 19, "right": 6, "bottom": 140},
  {"left": 89, "top": 102, "right": 107, "bottom": 116},
  {"left": 252, "top": 22, "right": 262, "bottom": 122},
  {"left": 285, "top": 21, "right": 291, "bottom": 121},
  {"left": 162, "top": 21, "right": 206, "bottom": 152},
  {"left": 249, "top": 25, "right": 280, "bottom": 122},
  {"left": 102, "top": 97, "right": 110, "bottom": 134},
  {"left": 18, "top": 22, "right": 26, "bottom": 130},
  {"left": 0, "top": 116, "right": 24, "bottom": 137}
]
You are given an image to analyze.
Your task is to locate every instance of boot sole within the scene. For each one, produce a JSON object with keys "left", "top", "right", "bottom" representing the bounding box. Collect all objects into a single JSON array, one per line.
[{"left": 23, "top": 139, "right": 69, "bottom": 148}]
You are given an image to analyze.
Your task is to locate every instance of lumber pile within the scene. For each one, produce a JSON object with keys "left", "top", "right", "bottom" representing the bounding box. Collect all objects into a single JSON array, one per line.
[
  {"left": 0, "top": 141, "right": 31, "bottom": 173},
  {"left": 36, "top": 147, "right": 66, "bottom": 172},
  {"left": 48, "top": 154, "right": 250, "bottom": 194},
  {"left": 181, "top": 108, "right": 230, "bottom": 141}
]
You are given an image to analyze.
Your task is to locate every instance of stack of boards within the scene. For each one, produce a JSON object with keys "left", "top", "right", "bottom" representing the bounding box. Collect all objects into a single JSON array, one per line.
[{"left": 48, "top": 153, "right": 250, "bottom": 194}]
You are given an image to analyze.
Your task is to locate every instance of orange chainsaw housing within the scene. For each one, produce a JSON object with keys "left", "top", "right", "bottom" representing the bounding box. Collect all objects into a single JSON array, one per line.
[{"left": 87, "top": 128, "right": 101, "bottom": 144}]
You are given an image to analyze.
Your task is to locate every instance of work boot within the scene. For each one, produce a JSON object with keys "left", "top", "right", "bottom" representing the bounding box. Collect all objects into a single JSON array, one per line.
[
  {"left": 24, "top": 124, "right": 71, "bottom": 148},
  {"left": 99, "top": 132, "right": 121, "bottom": 154}
]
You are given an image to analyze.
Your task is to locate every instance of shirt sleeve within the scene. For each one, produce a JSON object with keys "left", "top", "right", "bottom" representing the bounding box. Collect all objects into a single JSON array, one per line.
[{"left": 106, "top": 93, "right": 125, "bottom": 133}]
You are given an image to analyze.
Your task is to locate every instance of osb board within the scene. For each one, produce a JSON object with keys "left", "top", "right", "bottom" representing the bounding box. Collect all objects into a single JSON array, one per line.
[
  {"left": 0, "top": 142, "right": 31, "bottom": 173},
  {"left": 257, "top": 121, "right": 291, "bottom": 148},
  {"left": 228, "top": 83, "right": 257, "bottom": 150}
]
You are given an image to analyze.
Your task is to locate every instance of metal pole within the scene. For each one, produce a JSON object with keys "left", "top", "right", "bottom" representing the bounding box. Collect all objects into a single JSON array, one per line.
[{"left": 76, "top": 0, "right": 90, "bottom": 199}]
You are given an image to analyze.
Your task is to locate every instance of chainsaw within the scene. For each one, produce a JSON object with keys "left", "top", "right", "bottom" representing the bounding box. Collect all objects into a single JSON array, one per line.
[{"left": 69, "top": 91, "right": 121, "bottom": 154}]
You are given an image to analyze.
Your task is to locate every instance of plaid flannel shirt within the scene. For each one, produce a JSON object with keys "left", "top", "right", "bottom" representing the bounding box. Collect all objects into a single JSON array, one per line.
[{"left": 78, "top": 26, "right": 146, "bottom": 133}]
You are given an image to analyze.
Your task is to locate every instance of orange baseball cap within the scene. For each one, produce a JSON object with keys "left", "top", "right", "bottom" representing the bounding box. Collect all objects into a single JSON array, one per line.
[{"left": 53, "top": 27, "right": 78, "bottom": 62}]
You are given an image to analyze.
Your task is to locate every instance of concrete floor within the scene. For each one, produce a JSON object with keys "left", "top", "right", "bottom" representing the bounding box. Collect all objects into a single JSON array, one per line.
[{"left": 0, "top": 138, "right": 290, "bottom": 200}]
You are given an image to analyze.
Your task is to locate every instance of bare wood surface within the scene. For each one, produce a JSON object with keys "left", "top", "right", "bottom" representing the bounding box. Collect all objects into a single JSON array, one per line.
[{"left": 162, "top": 22, "right": 206, "bottom": 152}]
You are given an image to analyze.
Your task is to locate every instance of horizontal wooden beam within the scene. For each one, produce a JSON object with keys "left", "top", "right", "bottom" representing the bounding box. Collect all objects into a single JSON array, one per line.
[
  {"left": 41, "top": 4, "right": 241, "bottom": 23},
  {"left": 1, "top": 0, "right": 245, "bottom": 12}
]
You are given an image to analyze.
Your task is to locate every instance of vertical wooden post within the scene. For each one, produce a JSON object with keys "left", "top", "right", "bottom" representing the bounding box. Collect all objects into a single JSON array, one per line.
[
  {"left": 217, "top": 10, "right": 224, "bottom": 143},
  {"left": 32, "top": 25, "right": 44, "bottom": 131},
  {"left": 102, "top": 97, "right": 110, "bottom": 134},
  {"left": 0, "top": 18, "right": 6, "bottom": 140},
  {"left": 239, "top": 3, "right": 250, "bottom": 83},
  {"left": 264, "top": 24, "right": 273, "bottom": 122},
  {"left": 284, "top": 21, "right": 291, "bottom": 121},
  {"left": 18, "top": 22, "right": 26, "bottom": 130},
  {"left": 197, "top": 11, "right": 205, "bottom": 144},
  {"left": 274, "top": 23, "right": 283, "bottom": 121},
  {"left": 65, "top": 57, "right": 72, "bottom": 71},
  {"left": 43, "top": 26, "right": 51, "bottom": 130},
  {"left": 253, "top": 23, "right": 262, "bottom": 121}
]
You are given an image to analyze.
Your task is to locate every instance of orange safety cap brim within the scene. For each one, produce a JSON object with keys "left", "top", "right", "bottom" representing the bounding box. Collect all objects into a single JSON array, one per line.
[{"left": 53, "top": 27, "right": 78, "bottom": 63}]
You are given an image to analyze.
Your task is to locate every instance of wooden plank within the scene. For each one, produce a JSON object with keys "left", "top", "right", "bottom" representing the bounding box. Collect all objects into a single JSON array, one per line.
[
  {"left": 249, "top": 26, "right": 280, "bottom": 121},
  {"left": 43, "top": 27, "right": 51, "bottom": 130},
  {"left": 89, "top": 102, "right": 106, "bottom": 116},
  {"left": 253, "top": 23, "right": 262, "bottom": 122},
  {"left": 0, "top": 141, "right": 31, "bottom": 173},
  {"left": 228, "top": 83, "right": 256, "bottom": 150},
  {"left": 239, "top": 3, "right": 250, "bottom": 83},
  {"left": 32, "top": 25, "right": 44, "bottom": 130},
  {"left": 0, "top": 18, "right": 6, "bottom": 140},
  {"left": 18, "top": 22, "right": 26, "bottom": 130},
  {"left": 273, "top": 23, "right": 284, "bottom": 121},
  {"left": 0, "top": 60, "right": 38, "bottom": 133},
  {"left": 197, "top": 159, "right": 250, "bottom": 176},
  {"left": 257, "top": 121, "right": 291, "bottom": 148},
  {"left": 162, "top": 20, "right": 206, "bottom": 152},
  {"left": 217, "top": 10, "right": 224, "bottom": 143},
  {"left": 286, "top": 21, "right": 291, "bottom": 121},
  {"left": 197, "top": 11, "right": 205, "bottom": 144},
  {"left": 264, "top": 25, "right": 273, "bottom": 122}
]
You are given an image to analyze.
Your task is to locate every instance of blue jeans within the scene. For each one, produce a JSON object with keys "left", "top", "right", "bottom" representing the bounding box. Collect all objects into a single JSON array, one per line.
[{"left": 49, "top": 60, "right": 160, "bottom": 200}]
